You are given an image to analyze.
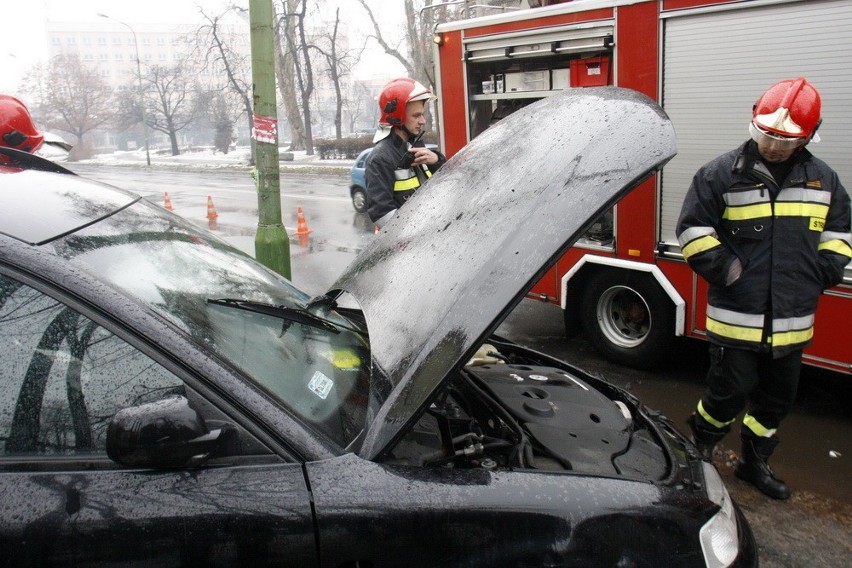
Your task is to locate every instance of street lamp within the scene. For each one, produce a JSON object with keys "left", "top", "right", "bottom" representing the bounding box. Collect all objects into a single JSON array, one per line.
[{"left": 98, "top": 13, "right": 151, "bottom": 166}]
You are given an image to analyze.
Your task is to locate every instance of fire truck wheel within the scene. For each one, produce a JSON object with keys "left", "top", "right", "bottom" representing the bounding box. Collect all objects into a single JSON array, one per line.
[{"left": 580, "top": 269, "right": 674, "bottom": 370}]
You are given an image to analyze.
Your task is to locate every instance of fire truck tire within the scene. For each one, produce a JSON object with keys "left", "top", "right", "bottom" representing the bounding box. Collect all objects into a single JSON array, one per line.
[{"left": 580, "top": 269, "right": 674, "bottom": 370}]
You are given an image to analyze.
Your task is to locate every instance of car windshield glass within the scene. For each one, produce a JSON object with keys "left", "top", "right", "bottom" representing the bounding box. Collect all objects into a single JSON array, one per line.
[{"left": 48, "top": 200, "right": 372, "bottom": 449}]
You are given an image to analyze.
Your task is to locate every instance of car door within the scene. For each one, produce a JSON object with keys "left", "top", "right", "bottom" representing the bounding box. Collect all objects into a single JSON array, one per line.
[{"left": 0, "top": 272, "right": 317, "bottom": 566}]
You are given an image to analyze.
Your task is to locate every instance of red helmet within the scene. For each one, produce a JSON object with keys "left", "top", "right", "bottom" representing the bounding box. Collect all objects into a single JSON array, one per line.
[
  {"left": 752, "top": 78, "right": 821, "bottom": 140},
  {"left": 0, "top": 95, "right": 44, "bottom": 153},
  {"left": 378, "top": 78, "right": 436, "bottom": 127}
]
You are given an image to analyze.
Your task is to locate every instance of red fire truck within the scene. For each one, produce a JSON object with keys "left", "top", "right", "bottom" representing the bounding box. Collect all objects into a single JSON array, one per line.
[{"left": 433, "top": 0, "right": 852, "bottom": 374}]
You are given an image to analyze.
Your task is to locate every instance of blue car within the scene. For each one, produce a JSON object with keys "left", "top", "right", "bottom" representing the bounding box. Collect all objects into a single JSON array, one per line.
[{"left": 349, "top": 148, "right": 371, "bottom": 213}]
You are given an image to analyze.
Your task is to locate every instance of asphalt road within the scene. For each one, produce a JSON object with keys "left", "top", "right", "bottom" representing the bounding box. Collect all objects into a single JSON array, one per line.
[{"left": 69, "top": 162, "right": 852, "bottom": 567}]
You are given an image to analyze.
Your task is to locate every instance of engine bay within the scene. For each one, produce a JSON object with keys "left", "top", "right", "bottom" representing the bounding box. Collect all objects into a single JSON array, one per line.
[{"left": 385, "top": 347, "right": 669, "bottom": 481}]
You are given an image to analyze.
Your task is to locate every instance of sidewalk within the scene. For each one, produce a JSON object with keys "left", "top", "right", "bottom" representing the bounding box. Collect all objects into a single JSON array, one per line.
[{"left": 75, "top": 146, "right": 355, "bottom": 175}]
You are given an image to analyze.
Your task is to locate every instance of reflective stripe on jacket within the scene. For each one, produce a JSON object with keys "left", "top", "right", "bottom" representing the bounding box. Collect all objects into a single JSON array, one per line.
[{"left": 676, "top": 140, "right": 852, "bottom": 356}]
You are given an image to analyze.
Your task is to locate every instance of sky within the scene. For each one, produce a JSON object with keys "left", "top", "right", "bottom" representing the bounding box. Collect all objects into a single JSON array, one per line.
[{"left": 0, "top": 0, "right": 406, "bottom": 95}]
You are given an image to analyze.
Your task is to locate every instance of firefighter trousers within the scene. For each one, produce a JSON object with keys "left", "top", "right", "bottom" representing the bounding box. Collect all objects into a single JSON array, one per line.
[{"left": 699, "top": 344, "right": 802, "bottom": 435}]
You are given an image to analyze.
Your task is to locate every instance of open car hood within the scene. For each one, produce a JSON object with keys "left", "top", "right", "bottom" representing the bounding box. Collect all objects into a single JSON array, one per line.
[{"left": 329, "top": 88, "right": 677, "bottom": 460}]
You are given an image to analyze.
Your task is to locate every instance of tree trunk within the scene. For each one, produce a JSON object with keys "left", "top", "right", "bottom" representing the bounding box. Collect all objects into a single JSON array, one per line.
[{"left": 274, "top": 0, "right": 307, "bottom": 151}]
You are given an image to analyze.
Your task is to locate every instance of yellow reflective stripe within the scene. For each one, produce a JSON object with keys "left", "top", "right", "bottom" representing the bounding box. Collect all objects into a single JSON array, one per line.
[
  {"left": 722, "top": 203, "right": 772, "bottom": 221},
  {"left": 743, "top": 414, "right": 775, "bottom": 437},
  {"left": 394, "top": 177, "right": 419, "bottom": 191},
  {"left": 774, "top": 202, "right": 829, "bottom": 219},
  {"left": 818, "top": 239, "right": 852, "bottom": 258},
  {"left": 698, "top": 400, "right": 735, "bottom": 428},
  {"left": 771, "top": 327, "right": 813, "bottom": 347},
  {"left": 706, "top": 316, "right": 763, "bottom": 342},
  {"left": 425, "top": 168, "right": 432, "bottom": 179},
  {"left": 682, "top": 235, "right": 722, "bottom": 260}
]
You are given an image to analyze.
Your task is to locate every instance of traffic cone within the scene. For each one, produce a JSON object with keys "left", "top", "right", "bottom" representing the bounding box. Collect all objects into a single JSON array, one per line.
[
  {"left": 163, "top": 192, "right": 174, "bottom": 211},
  {"left": 296, "top": 206, "right": 311, "bottom": 235},
  {"left": 206, "top": 195, "right": 218, "bottom": 219}
]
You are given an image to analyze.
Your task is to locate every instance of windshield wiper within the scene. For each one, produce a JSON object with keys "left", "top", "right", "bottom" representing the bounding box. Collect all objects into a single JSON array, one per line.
[{"left": 207, "top": 298, "right": 340, "bottom": 334}]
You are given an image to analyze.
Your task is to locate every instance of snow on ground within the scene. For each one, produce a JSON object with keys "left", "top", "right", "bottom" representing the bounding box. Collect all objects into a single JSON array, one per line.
[{"left": 74, "top": 146, "right": 355, "bottom": 173}]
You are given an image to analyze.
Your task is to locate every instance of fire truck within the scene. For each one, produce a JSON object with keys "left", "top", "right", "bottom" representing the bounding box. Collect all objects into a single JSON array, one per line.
[{"left": 432, "top": 0, "right": 852, "bottom": 374}]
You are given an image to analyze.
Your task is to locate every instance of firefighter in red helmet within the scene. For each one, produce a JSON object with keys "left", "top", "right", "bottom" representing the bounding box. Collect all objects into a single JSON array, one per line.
[
  {"left": 0, "top": 95, "right": 44, "bottom": 153},
  {"left": 676, "top": 78, "right": 851, "bottom": 500},
  {"left": 365, "top": 78, "right": 446, "bottom": 227}
]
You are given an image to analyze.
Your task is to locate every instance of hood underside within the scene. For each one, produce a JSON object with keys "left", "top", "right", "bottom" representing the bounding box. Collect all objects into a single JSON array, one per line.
[{"left": 330, "top": 87, "right": 677, "bottom": 460}]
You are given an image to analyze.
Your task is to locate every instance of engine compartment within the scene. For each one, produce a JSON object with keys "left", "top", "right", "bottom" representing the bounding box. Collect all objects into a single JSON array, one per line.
[{"left": 385, "top": 351, "right": 669, "bottom": 481}]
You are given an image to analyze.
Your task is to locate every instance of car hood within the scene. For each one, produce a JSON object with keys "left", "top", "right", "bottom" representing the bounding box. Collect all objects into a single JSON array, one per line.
[{"left": 329, "top": 87, "right": 677, "bottom": 460}]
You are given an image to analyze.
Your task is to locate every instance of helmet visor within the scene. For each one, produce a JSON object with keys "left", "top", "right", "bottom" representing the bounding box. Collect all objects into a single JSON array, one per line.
[{"left": 749, "top": 122, "right": 807, "bottom": 150}]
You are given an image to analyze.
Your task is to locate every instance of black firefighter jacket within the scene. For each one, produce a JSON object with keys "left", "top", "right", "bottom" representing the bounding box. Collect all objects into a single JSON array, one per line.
[
  {"left": 365, "top": 133, "right": 445, "bottom": 225},
  {"left": 677, "top": 140, "right": 852, "bottom": 357}
]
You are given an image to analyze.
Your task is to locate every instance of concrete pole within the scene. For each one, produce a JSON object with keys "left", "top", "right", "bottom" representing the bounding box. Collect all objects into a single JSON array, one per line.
[{"left": 249, "top": 0, "right": 291, "bottom": 278}]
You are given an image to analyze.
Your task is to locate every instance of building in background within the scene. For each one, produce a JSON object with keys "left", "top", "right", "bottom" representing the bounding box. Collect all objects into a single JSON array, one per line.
[{"left": 43, "top": 14, "right": 389, "bottom": 154}]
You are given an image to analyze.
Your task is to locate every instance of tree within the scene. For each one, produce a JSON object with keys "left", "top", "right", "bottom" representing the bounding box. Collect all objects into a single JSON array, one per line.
[
  {"left": 196, "top": 6, "right": 256, "bottom": 163},
  {"left": 142, "top": 62, "right": 202, "bottom": 156},
  {"left": 210, "top": 92, "right": 240, "bottom": 154},
  {"left": 354, "top": 1, "right": 520, "bottom": 136},
  {"left": 274, "top": 0, "right": 316, "bottom": 154},
  {"left": 21, "top": 53, "right": 114, "bottom": 160},
  {"left": 345, "top": 80, "right": 374, "bottom": 135},
  {"left": 355, "top": 0, "right": 434, "bottom": 85},
  {"left": 310, "top": 7, "right": 364, "bottom": 140}
]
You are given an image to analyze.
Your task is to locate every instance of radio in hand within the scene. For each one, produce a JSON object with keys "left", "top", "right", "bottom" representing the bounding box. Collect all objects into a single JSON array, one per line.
[{"left": 396, "top": 131, "right": 425, "bottom": 169}]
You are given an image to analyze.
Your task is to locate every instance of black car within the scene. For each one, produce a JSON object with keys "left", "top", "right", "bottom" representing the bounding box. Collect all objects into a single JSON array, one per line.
[{"left": 0, "top": 88, "right": 756, "bottom": 567}]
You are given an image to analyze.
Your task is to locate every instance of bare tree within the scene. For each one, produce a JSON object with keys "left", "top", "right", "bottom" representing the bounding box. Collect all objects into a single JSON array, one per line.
[
  {"left": 21, "top": 53, "right": 114, "bottom": 160},
  {"left": 310, "top": 7, "right": 364, "bottom": 140},
  {"left": 273, "top": 0, "right": 306, "bottom": 151},
  {"left": 274, "top": 0, "right": 316, "bottom": 155},
  {"left": 143, "top": 62, "right": 202, "bottom": 156},
  {"left": 345, "top": 80, "right": 374, "bottom": 134},
  {"left": 196, "top": 6, "right": 256, "bottom": 164},
  {"left": 355, "top": 0, "right": 435, "bottom": 86}
]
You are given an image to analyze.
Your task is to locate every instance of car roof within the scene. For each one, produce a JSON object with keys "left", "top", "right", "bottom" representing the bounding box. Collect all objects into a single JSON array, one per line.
[{"left": 0, "top": 159, "right": 139, "bottom": 245}]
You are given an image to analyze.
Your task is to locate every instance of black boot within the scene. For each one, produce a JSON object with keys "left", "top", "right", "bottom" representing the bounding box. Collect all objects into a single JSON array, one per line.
[
  {"left": 735, "top": 433, "right": 791, "bottom": 500},
  {"left": 686, "top": 413, "right": 729, "bottom": 461}
]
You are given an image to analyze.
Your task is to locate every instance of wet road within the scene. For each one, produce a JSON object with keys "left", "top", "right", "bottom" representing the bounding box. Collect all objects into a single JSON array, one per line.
[{"left": 70, "top": 163, "right": 852, "bottom": 566}]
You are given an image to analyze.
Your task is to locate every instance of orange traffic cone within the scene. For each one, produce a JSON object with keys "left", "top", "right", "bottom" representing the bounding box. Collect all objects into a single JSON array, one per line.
[
  {"left": 163, "top": 192, "right": 174, "bottom": 211},
  {"left": 296, "top": 207, "right": 311, "bottom": 235},
  {"left": 206, "top": 195, "right": 218, "bottom": 219}
]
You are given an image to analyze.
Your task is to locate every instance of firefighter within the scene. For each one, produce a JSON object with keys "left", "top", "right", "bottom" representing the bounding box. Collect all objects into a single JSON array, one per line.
[
  {"left": 365, "top": 78, "right": 446, "bottom": 227},
  {"left": 0, "top": 94, "right": 44, "bottom": 153},
  {"left": 676, "top": 78, "right": 852, "bottom": 499}
]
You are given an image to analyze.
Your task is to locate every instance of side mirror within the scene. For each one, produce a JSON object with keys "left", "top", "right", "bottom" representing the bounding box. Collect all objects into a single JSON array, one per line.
[{"left": 106, "top": 395, "right": 232, "bottom": 469}]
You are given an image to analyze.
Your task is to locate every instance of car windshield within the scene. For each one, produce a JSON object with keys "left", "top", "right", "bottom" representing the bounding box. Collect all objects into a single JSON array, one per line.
[{"left": 47, "top": 199, "right": 372, "bottom": 449}]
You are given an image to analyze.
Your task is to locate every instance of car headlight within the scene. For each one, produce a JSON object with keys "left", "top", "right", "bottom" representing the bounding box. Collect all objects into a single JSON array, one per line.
[{"left": 699, "top": 461, "right": 739, "bottom": 568}]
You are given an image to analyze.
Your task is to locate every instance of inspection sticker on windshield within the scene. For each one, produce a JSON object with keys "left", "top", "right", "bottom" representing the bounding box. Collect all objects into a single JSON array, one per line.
[{"left": 308, "top": 371, "right": 334, "bottom": 400}]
